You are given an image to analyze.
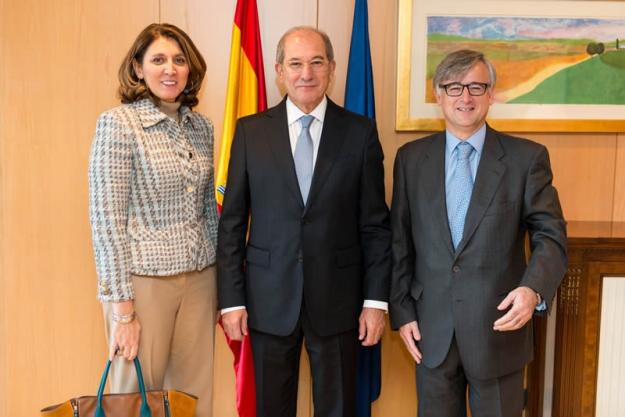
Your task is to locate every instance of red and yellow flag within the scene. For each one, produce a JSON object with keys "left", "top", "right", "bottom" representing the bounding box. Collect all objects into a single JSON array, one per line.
[
  {"left": 216, "top": 0, "right": 267, "bottom": 211},
  {"left": 217, "top": 1, "right": 266, "bottom": 416}
]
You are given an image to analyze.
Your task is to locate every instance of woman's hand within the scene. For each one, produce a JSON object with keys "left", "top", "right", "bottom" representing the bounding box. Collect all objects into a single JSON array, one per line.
[{"left": 109, "top": 301, "right": 141, "bottom": 361}]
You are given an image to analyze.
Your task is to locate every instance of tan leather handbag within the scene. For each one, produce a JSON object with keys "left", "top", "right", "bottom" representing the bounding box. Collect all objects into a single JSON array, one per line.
[{"left": 40, "top": 358, "right": 197, "bottom": 417}]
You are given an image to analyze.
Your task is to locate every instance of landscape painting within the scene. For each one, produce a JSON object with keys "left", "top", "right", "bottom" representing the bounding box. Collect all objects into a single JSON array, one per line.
[
  {"left": 426, "top": 16, "right": 625, "bottom": 105},
  {"left": 396, "top": 0, "right": 625, "bottom": 132}
]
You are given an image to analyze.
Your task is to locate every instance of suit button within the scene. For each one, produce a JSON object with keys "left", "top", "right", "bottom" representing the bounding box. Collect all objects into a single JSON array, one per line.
[
  {"left": 297, "top": 255, "right": 303, "bottom": 263},
  {"left": 452, "top": 265, "right": 460, "bottom": 273}
]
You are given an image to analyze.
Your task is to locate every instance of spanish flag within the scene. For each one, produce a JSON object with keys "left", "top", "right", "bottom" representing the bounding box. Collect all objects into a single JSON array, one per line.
[
  {"left": 217, "top": 1, "right": 266, "bottom": 416},
  {"left": 216, "top": 0, "right": 267, "bottom": 211}
]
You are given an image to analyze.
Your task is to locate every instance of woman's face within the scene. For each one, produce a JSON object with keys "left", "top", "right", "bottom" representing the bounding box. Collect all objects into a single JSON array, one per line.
[{"left": 134, "top": 36, "right": 190, "bottom": 103}]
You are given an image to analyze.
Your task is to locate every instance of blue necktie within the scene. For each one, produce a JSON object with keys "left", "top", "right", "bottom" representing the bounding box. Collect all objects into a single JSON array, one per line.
[
  {"left": 294, "top": 115, "right": 314, "bottom": 203},
  {"left": 447, "top": 142, "right": 474, "bottom": 249}
]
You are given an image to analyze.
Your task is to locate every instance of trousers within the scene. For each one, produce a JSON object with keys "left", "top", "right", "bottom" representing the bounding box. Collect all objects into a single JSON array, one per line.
[{"left": 103, "top": 266, "right": 217, "bottom": 417}]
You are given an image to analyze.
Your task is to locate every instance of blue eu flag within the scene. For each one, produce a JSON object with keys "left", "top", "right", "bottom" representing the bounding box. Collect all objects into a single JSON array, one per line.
[{"left": 344, "top": 1, "right": 381, "bottom": 416}]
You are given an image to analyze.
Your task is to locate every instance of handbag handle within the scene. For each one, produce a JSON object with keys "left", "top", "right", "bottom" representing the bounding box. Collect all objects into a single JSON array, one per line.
[{"left": 95, "top": 358, "right": 151, "bottom": 417}]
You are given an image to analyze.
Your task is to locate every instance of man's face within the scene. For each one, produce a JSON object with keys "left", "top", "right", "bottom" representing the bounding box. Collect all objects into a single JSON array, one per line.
[
  {"left": 436, "top": 62, "right": 494, "bottom": 139},
  {"left": 275, "top": 30, "right": 335, "bottom": 113}
]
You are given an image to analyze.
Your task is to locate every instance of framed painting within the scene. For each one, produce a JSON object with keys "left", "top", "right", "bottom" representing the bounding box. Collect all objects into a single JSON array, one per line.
[{"left": 396, "top": 0, "right": 625, "bottom": 132}]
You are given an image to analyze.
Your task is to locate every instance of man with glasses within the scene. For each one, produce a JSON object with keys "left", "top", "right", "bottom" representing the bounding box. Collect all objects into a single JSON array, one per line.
[
  {"left": 390, "top": 49, "right": 567, "bottom": 417},
  {"left": 218, "top": 26, "right": 391, "bottom": 417}
]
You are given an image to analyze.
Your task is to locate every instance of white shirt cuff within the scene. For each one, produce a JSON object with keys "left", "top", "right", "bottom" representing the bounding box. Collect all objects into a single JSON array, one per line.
[
  {"left": 363, "top": 300, "right": 388, "bottom": 312},
  {"left": 222, "top": 302, "right": 388, "bottom": 315},
  {"left": 221, "top": 306, "right": 246, "bottom": 315}
]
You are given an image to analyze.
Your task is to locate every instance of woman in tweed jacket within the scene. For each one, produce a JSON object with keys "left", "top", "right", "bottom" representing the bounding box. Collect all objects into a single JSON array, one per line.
[{"left": 88, "top": 23, "right": 218, "bottom": 417}]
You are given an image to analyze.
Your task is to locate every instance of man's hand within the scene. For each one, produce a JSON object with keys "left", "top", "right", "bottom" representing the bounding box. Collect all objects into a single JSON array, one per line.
[
  {"left": 494, "top": 286, "right": 538, "bottom": 331},
  {"left": 222, "top": 309, "right": 249, "bottom": 341},
  {"left": 398, "top": 321, "right": 422, "bottom": 363},
  {"left": 358, "top": 307, "right": 385, "bottom": 346}
]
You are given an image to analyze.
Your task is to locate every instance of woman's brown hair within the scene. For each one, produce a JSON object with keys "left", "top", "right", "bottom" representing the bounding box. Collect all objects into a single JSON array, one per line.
[{"left": 118, "top": 23, "right": 206, "bottom": 108}]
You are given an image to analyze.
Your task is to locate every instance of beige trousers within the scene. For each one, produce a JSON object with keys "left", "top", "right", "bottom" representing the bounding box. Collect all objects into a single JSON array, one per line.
[{"left": 103, "top": 266, "right": 217, "bottom": 417}]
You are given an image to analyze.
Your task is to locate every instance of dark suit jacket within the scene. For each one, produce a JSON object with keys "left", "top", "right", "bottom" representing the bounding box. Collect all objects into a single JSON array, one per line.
[
  {"left": 218, "top": 98, "right": 391, "bottom": 337},
  {"left": 389, "top": 125, "right": 567, "bottom": 380}
]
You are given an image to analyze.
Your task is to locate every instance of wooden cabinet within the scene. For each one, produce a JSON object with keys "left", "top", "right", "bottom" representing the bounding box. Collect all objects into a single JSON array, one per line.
[{"left": 551, "top": 230, "right": 625, "bottom": 417}]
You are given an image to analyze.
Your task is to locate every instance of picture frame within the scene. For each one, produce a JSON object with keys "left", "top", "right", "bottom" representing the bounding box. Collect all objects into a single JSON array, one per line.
[{"left": 396, "top": 0, "right": 625, "bottom": 132}]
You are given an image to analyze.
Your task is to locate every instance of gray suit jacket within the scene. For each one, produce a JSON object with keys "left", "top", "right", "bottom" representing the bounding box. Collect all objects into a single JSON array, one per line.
[
  {"left": 389, "top": 125, "right": 567, "bottom": 379},
  {"left": 89, "top": 99, "right": 219, "bottom": 302}
]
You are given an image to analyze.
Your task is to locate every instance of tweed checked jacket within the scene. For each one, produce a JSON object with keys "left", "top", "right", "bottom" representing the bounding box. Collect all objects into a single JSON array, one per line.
[{"left": 89, "top": 99, "right": 219, "bottom": 302}]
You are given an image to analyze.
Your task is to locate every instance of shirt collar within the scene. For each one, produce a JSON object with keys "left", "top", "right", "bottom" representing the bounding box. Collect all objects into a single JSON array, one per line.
[
  {"left": 286, "top": 96, "right": 327, "bottom": 126},
  {"left": 445, "top": 123, "right": 486, "bottom": 156},
  {"left": 133, "top": 98, "right": 194, "bottom": 128}
]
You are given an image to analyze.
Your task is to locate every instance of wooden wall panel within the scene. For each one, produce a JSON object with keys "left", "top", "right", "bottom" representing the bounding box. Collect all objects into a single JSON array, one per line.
[
  {"left": 1, "top": 0, "right": 8, "bottom": 413},
  {"left": 372, "top": 322, "right": 418, "bottom": 417},
  {"left": 613, "top": 135, "right": 625, "bottom": 223},
  {"left": 211, "top": 332, "right": 237, "bottom": 417},
  {"left": 523, "top": 134, "right": 617, "bottom": 222},
  {"left": 0, "top": 0, "right": 157, "bottom": 415},
  {"left": 318, "top": 0, "right": 352, "bottom": 105}
]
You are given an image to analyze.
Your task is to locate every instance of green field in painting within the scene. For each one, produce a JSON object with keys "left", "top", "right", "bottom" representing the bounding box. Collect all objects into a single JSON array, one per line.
[
  {"left": 509, "top": 51, "right": 625, "bottom": 104},
  {"left": 426, "top": 34, "right": 591, "bottom": 78}
]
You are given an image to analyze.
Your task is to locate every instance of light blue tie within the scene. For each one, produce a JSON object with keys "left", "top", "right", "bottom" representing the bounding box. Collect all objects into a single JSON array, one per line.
[
  {"left": 294, "top": 115, "right": 314, "bottom": 203},
  {"left": 447, "top": 142, "right": 474, "bottom": 249}
]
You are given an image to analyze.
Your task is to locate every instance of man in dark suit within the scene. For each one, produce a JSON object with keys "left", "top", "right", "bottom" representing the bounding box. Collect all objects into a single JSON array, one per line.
[
  {"left": 218, "top": 26, "right": 391, "bottom": 417},
  {"left": 390, "top": 50, "right": 567, "bottom": 417}
]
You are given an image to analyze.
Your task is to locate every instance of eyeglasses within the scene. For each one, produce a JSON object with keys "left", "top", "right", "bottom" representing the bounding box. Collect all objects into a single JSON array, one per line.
[{"left": 439, "top": 82, "right": 490, "bottom": 97}]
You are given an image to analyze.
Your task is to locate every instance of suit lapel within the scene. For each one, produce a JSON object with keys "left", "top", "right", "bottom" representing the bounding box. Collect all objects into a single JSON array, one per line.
[
  {"left": 304, "top": 100, "right": 345, "bottom": 213},
  {"left": 454, "top": 126, "right": 506, "bottom": 257},
  {"left": 423, "top": 133, "right": 455, "bottom": 256},
  {"left": 265, "top": 99, "right": 305, "bottom": 208}
]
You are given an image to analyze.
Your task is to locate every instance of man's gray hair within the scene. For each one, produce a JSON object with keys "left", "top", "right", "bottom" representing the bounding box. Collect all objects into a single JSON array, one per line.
[
  {"left": 276, "top": 26, "right": 335, "bottom": 64},
  {"left": 432, "top": 50, "right": 496, "bottom": 93}
]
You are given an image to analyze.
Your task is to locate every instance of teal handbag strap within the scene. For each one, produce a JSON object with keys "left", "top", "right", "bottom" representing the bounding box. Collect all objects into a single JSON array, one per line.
[{"left": 95, "top": 358, "right": 151, "bottom": 417}]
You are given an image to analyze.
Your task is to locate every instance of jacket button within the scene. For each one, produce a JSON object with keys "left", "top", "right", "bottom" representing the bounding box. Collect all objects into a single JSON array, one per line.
[
  {"left": 452, "top": 265, "right": 460, "bottom": 273},
  {"left": 187, "top": 185, "right": 195, "bottom": 193},
  {"left": 297, "top": 255, "right": 303, "bottom": 263}
]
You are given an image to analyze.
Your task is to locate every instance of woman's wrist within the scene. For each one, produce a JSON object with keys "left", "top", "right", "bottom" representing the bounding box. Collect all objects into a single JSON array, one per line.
[{"left": 111, "top": 300, "right": 135, "bottom": 315}]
